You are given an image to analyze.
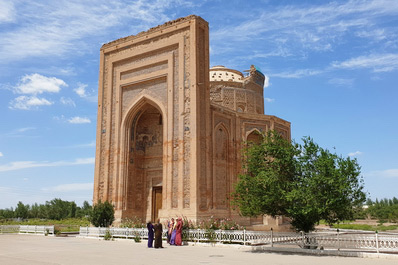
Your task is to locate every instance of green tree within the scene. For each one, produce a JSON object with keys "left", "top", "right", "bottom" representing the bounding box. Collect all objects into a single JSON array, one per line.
[
  {"left": 81, "top": 201, "right": 92, "bottom": 217},
  {"left": 46, "top": 198, "right": 70, "bottom": 220},
  {"left": 232, "top": 131, "right": 366, "bottom": 232},
  {"left": 89, "top": 201, "right": 115, "bottom": 227},
  {"left": 0, "top": 208, "right": 14, "bottom": 219},
  {"left": 14, "top": 201, "right": 29, "bottom": 219}
]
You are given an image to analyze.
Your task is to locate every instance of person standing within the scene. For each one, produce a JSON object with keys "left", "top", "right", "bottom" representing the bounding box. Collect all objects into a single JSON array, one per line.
[
  {"left": 170, "top": 219, "right": 177, "bottom": 245},
  {"left": 147, "top": 221, "right": 154, "bottom": 248},
  {"left": 154, "top": 219, "right": 163, "bottom": 248},
  {"left": 175, "top": 217, "right": 183, "bottom": 246},
  {"left": 167, "top": 218, "right": 174, "bottom": 244}
]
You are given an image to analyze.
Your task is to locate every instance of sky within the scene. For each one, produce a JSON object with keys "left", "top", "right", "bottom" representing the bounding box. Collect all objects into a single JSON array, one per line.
[{"left": 0, "top": 0, "right": 397, "bottom": 209}]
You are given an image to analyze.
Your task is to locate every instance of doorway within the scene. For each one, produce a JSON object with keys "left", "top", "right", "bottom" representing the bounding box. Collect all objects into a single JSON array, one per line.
[{"left": 152, "top": 187, "right": 162, "bottom": 222}]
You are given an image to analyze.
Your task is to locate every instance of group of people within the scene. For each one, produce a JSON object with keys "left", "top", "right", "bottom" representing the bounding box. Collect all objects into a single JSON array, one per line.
[{"left": 146, "top": 217, "right": 184, "bottom": 248}]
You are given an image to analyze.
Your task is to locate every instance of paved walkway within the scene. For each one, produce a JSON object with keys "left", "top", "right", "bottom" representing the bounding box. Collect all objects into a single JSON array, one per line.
[{"left": 0, "top": 234, "right": 397, "bottom": 265}]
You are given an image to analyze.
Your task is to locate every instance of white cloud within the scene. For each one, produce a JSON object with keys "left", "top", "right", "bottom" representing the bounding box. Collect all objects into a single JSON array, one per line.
[
  {"left": 348, "top": 151, "right": 362, "bottom": 157},
  {"left": 332, "top": 53, "right": 398, "bottom": 72},
  {"left": 17, "top": 127, "right": 35, "bottom": 133},
  {"left": 366, "top": 169, "right": 398, "bottom": 178},
  {"left": 210, "top": 0, "right": 398, "bottom": 68},
  {"left": 42, "top": 183, "right": 93, "bottom": 192},
  {"left": 69, "top": 141, "right": 96, "bottom": 148},
  {"left": 73, "top": 83, "right": 97, "bottom": 102},
  {"left": 356, "top": 29, "right": 386, "bottom": 41},
  {"left": 271, "top": 69, "right": 323, "bottom": 79},
  {"left": 9, "top": 96, "right": 53, "bottom": 110},
  {"left": 0, "top": 0, "right": 15, "bottom": 23},
  {"left": 74, "top": 83, "right": 88, "bottom": 97},
  {"left": 328, "top": 78, "right": 355, "bottom": 87},
  {"left": 60, "top": 97, "right": 76, "bottom": 107},
  {"left": 68, "top": 116, "right": 91, "bottom": 124},
  {"left": 263, "top": 75, "right": 270, "bottom": 88},
  {"left": 0, "top": 157, "right": 95, "bottom": 172},
  {"left": 264, "top": 98, "right": 275, "bottom": 103},
  {"left": 2, "top": 127, "right": 36, "bottom": 138},
  {"left": 0, "top": 152, "right": 3, "bottom": 157},
  {"left": 14, "top": 73, "right": 67, "bottom": 94},
  {"left": 0, "top": 1, "right": 192, "bottom": 62}
]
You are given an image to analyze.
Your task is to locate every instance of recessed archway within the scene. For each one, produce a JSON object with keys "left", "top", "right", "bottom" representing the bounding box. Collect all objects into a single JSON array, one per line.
[{"left": 127, "top": 103, "right": 163, "bottom": 221}]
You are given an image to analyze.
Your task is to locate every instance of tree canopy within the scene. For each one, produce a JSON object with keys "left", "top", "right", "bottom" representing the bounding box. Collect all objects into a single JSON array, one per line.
[
  {"left": 0, "top": 199, "right": 91, "bottom": 220},
  {"left": 89, "top": 200, "right": 115, "bottom": 227},
  {"left": 231, "top": 131, "right": 366, "bottom": 232}
]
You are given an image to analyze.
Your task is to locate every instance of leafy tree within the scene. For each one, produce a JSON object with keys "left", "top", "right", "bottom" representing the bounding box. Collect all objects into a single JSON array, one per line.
[
  {"left": 0, "top": 208, "right": 14, "bottom": 219},
  {"left": 69, "top": 201, "right": 77, "bottom": 218},
  {"left": 46, "top": 198, "right": 71, "bottom": 220},
  {"left": 232, "top": 131, "right": 366, "bottom": 232},
  {"left": 14, "top": 201, "right": 29, "bottom": 219},
  {"left": 366, "top": 197, "right": 398, "bottom": 222},
  {"left": 81, "top": 201, "right": 92, "bottom": 217},
  {"left": 89, "top": 201, "right": 114, "bottom": 227}
]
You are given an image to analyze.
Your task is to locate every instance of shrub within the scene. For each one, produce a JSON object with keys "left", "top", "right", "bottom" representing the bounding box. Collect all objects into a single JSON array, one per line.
[
  {"left": 104, "top": 229, "right": 112, "bottom": 240},
  {"left": 120, "top": 217, "right": 144, "bottom": 228},
  {"left": 133, "top": 232, "right": 141, "bottom": 242},
  {"left": 89, "top": 201, "right": 115, "bottom": 227}
]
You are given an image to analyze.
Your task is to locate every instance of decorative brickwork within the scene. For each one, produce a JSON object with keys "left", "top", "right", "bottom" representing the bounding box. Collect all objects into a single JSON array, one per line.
[{"left": 93, "top": 15, "right": 291, "bottom": 230}]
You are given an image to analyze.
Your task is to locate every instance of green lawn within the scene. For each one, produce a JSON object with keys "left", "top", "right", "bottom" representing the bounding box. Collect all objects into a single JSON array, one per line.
[
  {"left": 0, "top": 218, "right": 90, "bottom": 232},
  {"left": 330, "top": 223, "right": 398, "bottom": 232}
]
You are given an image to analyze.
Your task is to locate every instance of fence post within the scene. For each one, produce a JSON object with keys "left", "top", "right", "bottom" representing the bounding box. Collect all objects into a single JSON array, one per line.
[
  {"left": 375, "top": 231, "right": 379, "bottom": 254},
  {"left": 243, "top": 229, "right": 246, "bottom": 245},
  {"left": 301, "top": 231, "right": 305, "bottom": 247},
  {"left": 1, "top": 225, "right": 2, "bottom": 234},
  {"left": 35, "top": 225, "right": 37, "bottom": 234},
  {"left": 271, "top": 228, "right": 273, "bottom": 247},
  {"left": 337, "top": 229, "right": 340, "bottom": 251}
]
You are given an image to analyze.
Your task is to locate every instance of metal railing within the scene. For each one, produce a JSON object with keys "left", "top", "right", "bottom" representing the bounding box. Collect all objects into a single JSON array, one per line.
[
  {"left": 0, "top": 225, "right": 54, "bottom": 235},
  {"left": 19, "top": 225, "right": 54, "bottom": 235},
  {"left": 79, "top": 226, "right": 398, "bottom": 253},
  {"left": 0, "top": 225, "right": 20, "bottom": 234}
]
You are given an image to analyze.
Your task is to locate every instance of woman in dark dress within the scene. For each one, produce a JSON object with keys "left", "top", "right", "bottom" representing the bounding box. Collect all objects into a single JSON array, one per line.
[
  {"left": 154, "top": 219, "right": 163, "bottom": 248},
  {"left": 147, "top": 221, "right": 154, "bottom": 248}
]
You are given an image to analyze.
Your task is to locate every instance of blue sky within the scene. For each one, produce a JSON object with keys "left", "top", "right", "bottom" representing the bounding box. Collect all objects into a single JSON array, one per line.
[{"left": 1, "top": 0, "right": 397, "bottom": 209}]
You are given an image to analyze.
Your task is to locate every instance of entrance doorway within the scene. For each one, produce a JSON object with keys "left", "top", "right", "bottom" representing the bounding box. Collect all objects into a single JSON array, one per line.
[
  {"left": 152, "top": 187, "right": 162, "bottom": 222},
  {"left": 128, "top": 103, "right": 163, "bottom": 220}
]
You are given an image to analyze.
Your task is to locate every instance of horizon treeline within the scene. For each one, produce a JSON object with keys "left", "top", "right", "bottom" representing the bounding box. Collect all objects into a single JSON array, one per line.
[
  {"left": 0, "top": 198, "right": 91, "bottom": 220},
  {"left": 360, "top": 197, "right": 398, "bottom": 222},
  {"left": 1, "top": 197, "right": 397, "bottom": 223}
]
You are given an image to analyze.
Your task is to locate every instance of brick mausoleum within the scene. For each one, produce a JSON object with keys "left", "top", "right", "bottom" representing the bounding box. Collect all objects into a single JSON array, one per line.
[{"left": 93, "top": 15, "right": 291, "bottom": 230}]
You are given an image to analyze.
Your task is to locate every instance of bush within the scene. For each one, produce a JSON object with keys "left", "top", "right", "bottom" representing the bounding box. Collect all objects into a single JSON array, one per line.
[
  {"left": 120, "top": 217, "right": 144, "bottom": 228},
  {"left": 89, "top": 201, "right": 115, "bottom": 227},
  {"left": 104, "top": 229, "right": 112, "bottom": 240}
]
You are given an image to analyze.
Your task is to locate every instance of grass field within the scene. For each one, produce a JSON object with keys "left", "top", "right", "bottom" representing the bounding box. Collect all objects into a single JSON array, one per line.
[{"left": 0, "top": 218, "right": 90, "bottom": 232}]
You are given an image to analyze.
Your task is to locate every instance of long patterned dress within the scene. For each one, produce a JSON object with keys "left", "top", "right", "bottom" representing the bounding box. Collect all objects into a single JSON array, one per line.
[
  {"left": 175, "top": 218, "right": 183, "bottom": 246},
  {"left": 147, "top": 222, "right": 154, "bottom": 248},
  {"left": 170, "top": 222, "right": 176, "bottom": 245},
  {"left": 167, "top": 220, "right": 174, "bottom": 244},
  {"left": 154, "top": 222, "right": 163, "bottom": 248}
]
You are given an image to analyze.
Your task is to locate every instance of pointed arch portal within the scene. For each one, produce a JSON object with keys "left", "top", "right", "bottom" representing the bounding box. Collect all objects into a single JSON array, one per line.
[{"left": 127, "top": 103, "right": 163, "bottom": 221}]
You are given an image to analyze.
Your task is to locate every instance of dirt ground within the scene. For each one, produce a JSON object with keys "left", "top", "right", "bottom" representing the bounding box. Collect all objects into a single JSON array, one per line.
[{"left": 0, "top": 234, "right": 397, "bottom": 265}]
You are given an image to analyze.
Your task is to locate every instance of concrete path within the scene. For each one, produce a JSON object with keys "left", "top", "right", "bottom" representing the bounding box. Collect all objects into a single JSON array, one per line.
[{"left": 0, "top": 234, "right": 396, "bottom": 265}]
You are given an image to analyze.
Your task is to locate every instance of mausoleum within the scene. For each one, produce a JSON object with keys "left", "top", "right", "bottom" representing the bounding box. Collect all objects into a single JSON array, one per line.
[{"left": 93, "top": 15, "right": 290, "bottom": 229}]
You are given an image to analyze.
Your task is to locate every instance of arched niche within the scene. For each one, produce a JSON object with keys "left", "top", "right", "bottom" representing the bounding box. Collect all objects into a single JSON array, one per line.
[
  {"left": 246, "top": 129, "right": 263, "bottom": 145},
  {"left": 213, "top": 123, "right": 229, "bottom": 209},
  {"left": 120, "top": 96, "right": 166, "bottom": 222}
]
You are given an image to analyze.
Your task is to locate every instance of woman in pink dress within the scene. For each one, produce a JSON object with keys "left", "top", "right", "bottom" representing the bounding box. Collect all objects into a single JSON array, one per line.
[{"left": 175, "top": 217, "right": 183, "bottom": 246}]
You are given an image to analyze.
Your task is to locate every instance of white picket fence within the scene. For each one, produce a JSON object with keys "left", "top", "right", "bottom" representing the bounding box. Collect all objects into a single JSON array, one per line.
[
  {"left": 79, "top": 226, "right": 398, "bottom": 253},
  {"left": 0, "top": 225, "right": 54, "bottom": 235}
]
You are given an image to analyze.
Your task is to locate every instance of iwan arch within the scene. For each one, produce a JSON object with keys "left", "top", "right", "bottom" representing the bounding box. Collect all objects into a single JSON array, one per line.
[{"left": 93, "top": 15, "right": 291, "bottom": 229}]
